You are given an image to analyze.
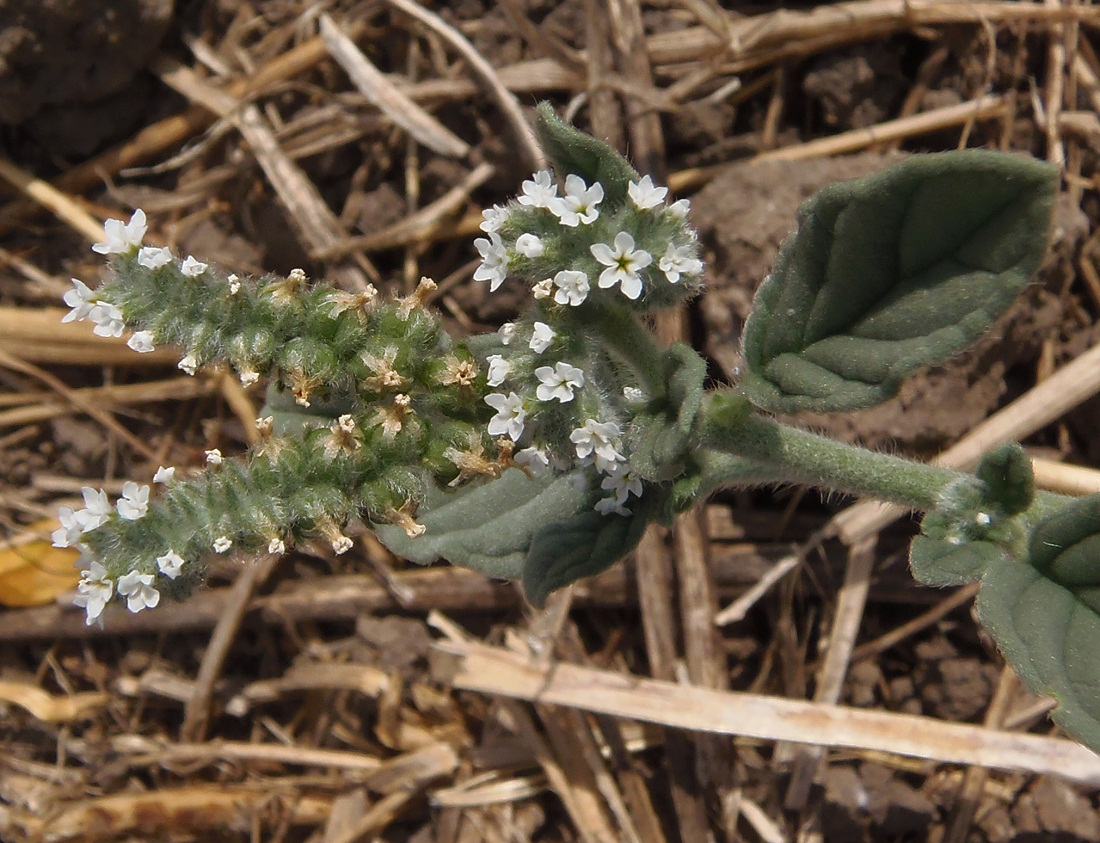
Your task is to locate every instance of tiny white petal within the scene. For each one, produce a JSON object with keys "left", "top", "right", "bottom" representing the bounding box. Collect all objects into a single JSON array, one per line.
[
  {"left": 178, "top": 354, "right": 198, "bottom": 376},
  {"left": 126, "top": 330, "right": 155, "bottom": 353},
  {"left": 499, "top": 323, "right": 516, "bottom": 345},
  {"left": 628, "top": 175, "right": 668, "bottom": 210},
  {"left": 62, "top": 278, "right": 99, "bottom": 323},
  {"left": 205, "top": 449, "right": 223, "bottom": 466},
  {"left": 268, "top": 538, "right": 286, "bottom": 555},
  {"left": 137, "top": 246, "right": 173, "bottom": 269},
  {"left": 180, "top": 256, "right": 208, "bottom": 277},
  {"left": 473, "top": 233, "right": 509, "bottom": 292},
  {"left": 239, "top": 370, "right": 259, "bottom": 387},
  {"left": 480, "top": 204, "right": 510, "bottom": 233},
  {"left": 116, "top": 482, "right": 150, "bottom": 520},
  {"left": 668, "top": 198, "right": 691, "bottom": 218},
  {"left": 552, "top": 270, "right": 589, "bottom": 306},
  {"left": 486, "top": 354, "right": 511, "bottom": 387},
  {"left": 156, "top": 550, "right": 186, "bottom": 579},
  {"left": 213, "top": 536, "right": 233, "bottom": 553},
  {"left": 92, "top": 209, "right": 147, "bottom": 255},
  {"left": 332, "top": 535, "right": 354, "bottom": 555},
  {"left": 515, "top": 233, "right": 545, "bottom": 258},
  {"left": 535, "top": 361, "right": 585, "bottom": 403},
  {"left": 117, "top": 570, "right": 160, "bottom": 613},
  {"left": 548, "top": 175, "right": 603, "bottom": 227},
  {"left": 153, "top": 465, "right": 175, "bottom": 484},
  {"left": 514, "top": 446, "right": 551, "bottom": 476},
  {"left": 532, "top": 279, "right": 553, "bottom": 300},
  {"left": 485, "top": 392, "right": 526, "bottom": 441},
  {"left": 90, "top": 303, "right": 125, "bottom": 338},
  {"left": 529, "top": 321, "right": 555, "bottom": 353},
  {"left": 517, "top": 170, "right": 559, "bottom": 209}
]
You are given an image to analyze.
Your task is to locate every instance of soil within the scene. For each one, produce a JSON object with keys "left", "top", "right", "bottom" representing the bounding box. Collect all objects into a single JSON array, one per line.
[{"left": 1, "top": 2, "right": 1100, "bottom": 842}]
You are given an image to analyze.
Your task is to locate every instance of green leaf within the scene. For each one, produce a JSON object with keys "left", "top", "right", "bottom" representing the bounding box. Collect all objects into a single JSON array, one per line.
[
  {"left": 740, "top": 151, "right": 1058, "bottom": 413},
  {"left": 535, "top": 102, "right": 640, "bottom": 207},
  {"left": 976, "top": 442, "right": 1034, "bottom": 515},
  {"left": 628, "top": 343, "right": 707, "bottom": 482},
  {"left": 977, "top": 494, "right": 1100, "bottom": 754},
  {"left": 524, "top": 495, "right": 656, "bottom": 607},
  {"left": 262, "top": 385, "right": 353, "bottom": 435},
  {"left": 910, "top": 534, "right": 1003, "bottom": 586},
  {"left": 375, "top": 468, "right": 590, "bottom": 580}
]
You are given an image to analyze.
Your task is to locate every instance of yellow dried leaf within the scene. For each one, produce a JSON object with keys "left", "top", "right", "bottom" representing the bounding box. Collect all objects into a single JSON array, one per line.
[{"left": 0, "top": 520, "right": 81, "bottom": 607}]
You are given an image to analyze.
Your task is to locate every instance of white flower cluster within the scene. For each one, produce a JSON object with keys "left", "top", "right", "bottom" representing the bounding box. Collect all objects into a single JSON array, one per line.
[
  {"left": 65, "top": 209, "right": 213, "bottom": 355},
  {"left": 472, "top": 172, "right": 701, "bottom": 305},
  {"left": 481, "top": 321, "right": 643, "bottom": 515},
  {"left": 56, "top": 467, "right": 191, "bottom": 625}
]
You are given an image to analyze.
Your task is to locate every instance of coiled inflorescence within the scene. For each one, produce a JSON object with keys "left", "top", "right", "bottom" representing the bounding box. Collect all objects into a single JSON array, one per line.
[{"left": 57, "top": 151, "right": 702, "bottom": 625}]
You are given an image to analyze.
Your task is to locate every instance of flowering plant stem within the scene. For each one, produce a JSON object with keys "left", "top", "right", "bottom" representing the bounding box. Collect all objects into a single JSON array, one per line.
[{"left": 697, "top": 391, "right": 962, "bottom": 511}]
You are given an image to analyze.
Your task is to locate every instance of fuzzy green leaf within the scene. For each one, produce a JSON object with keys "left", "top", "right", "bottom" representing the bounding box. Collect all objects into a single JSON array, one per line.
[
  {"left": 375, "top": 469, "right": 591, "bottom": 580},
  {"left": 628, "top": 343, "right": 707, "bottom": 482},
  {"left": 740, "top": 151, "right": 1058, "bottom": 412},
  {"left": 977, "top": 494, "right": 1100, "bottom": 754},
  {"left": 523, "top": 495, "right": 655, "bottom": 607},
  {"left": 976, "top": 442, "right": 1035, "bottom": 515},
  {"left": 535, "top": 102, "right": 640, "bottom": 207},
  {"left": 909, "top": 534, "right": 1003, "bottom": 586}
]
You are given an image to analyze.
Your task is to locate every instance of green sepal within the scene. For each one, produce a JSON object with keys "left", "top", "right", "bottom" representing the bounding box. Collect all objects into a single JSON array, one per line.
[
  {"left": 523, "top": 492, "right": 658, "bottom": 608},
  {"left": 628, "top": 343, "right": 707, "bottom": 482},
  {"left": 535, "top": 102, "right": 640, "bottom": 208},
  {"left": 739, "top": 151, "right": 1058, "bottom": 413},
  {"left": 976, "top": 442, "right": 1034, "bottom": 515},
  {"left": 375, "top": 468, "right": 590, "bottom": 580},
  {"left": 976, "top": 494, "right": 1100, "bottom": 754}
]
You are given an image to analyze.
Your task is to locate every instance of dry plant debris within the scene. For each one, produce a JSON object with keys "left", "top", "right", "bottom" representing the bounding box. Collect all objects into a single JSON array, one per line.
[{"left": 2, "top": 1, "right": 1100, "bottom": 841}]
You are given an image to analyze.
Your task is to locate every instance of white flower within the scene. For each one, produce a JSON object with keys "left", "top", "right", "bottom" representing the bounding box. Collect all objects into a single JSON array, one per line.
[
  {"left": 52, "top": 507, "right": 85, "bottom": 548},
  {"left": 180, "top": 256, "right": 208, "bottom": 277},
  {"left": 137, "top": 246, "right": 173, "bottom": 269},
  {"left": 668, "top": 198, "right": 691, "bottom": 218},
  {"left": 658, "top": 243, "right": 704, "bottom": 283},
  {"left": 227, "top": 274, "right": 241, "bottom": 294},
  {"left": 178, "top": 354, "right": 198, "bottom": 376},
  {"left": 570, "top": 419, "right": 624, "bottom": 472},
  {"left": 486, "top": 354, "right": 511, "bottom": 386},
  {"left": 127, "top": 330, "right": 155, "bottom": 353},
  {"left": 485, "top": 392, "right": 527, "bottom": 441},
  {"left": 239, "top": 370, "right": 259, "bottom": 387},
  {"left": 117, "top": 570, "right": 160, "bottom": 613},
  {"left": 73, "top": 562, "right": 114, "bottom": 625},
  {"left": 153, "top": 465, "right": 175, "bottom": 484},
  {"left": 79, "top": 487, "right": 113, "bottom": 530},
  {"left": 515, "top": 233, "right": 544, "bottom": 258},
  {"left": 499, "top": 322, "right": 516, "bottom": 345},
  {"left": 116, "top": 482, "right": 150, "bottom": 520},
  {"left": 473, "top": 232, "right": 509, "bottom": 291},
  {"left": 514, "top": 446, "right": 551, "bottom": 476},
  {"left": 591, "top": 232, "right": 652, "bottom": 300},
  {"left": 156, "top": 550, "right": 186, "bottom": 579},
  {"left": 529, "top": 321, "right": 555, "bottom": 353},
  {"left": 89, "top": 303, "right": 125, "bottom": 338},
  {"left": 535, "top": 362, "right": 585, "bottom": 403},
  {"left": 549, "top": 174, "right": 603, "bottom": 226},
  {"left": 268, "top": 537, "right": 286, "bottom": 555},
  {"left": 518, "top": 170, "right": 558, "bottom": 209},
  {"left": 628, "top": 175, "right": 668, "bottom": 210},
  {"left": 62, "top": 278, "right": 98, "bottom": 323},
  {"left": 205, "top": 448, "right": 223, "bottom": 466},
  {"left": 532, "top": 279, "right": 553, "bottom": 299},
  {"left": 332, "top": 535, "right": 354, "bottom": 555},
  {"left": 552, "top": 270, "right": 589, "bottom": 306},
  {"left": 213, "top": 536, "right": 233, "bottom": 553},
  {"left": 595, "top": 496, "right": 631, "bottom": 516},
  {"left": 93, "top": 209, "right": 146, "bottom": 255},
  {"left": 480, "top": 204, "right": 510, "bottom": 233},
  {"left": 601, "top": 464, "right": 643, "bottom": 503}
]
